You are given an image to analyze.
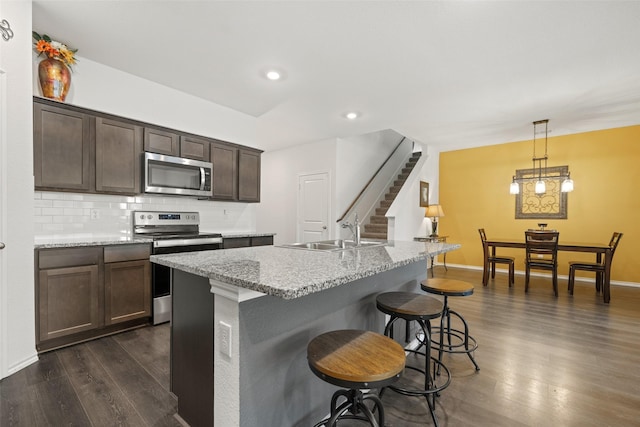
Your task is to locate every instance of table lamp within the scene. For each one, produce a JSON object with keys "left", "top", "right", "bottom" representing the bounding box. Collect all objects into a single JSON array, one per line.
[{"left": 425, "top": 204, "right": 445, "bottom": 237}]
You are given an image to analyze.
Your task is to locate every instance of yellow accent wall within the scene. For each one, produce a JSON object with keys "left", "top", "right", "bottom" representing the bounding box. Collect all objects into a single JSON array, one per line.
[{"left": 439, "top": 125, "right": 640, "bottom": 284}]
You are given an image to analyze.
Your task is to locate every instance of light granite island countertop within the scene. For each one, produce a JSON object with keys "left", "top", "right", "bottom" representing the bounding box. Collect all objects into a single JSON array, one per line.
[
  {"left": 150, "top": 240, "right": 460, "bottom": 426},
  {"left": 151, "top": 240, "right": 459, "bottom": 299}
]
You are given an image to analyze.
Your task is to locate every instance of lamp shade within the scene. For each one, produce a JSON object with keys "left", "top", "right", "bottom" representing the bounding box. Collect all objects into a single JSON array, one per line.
[{"left": 425, "top": 204, "right": 444, "bottom": 218}]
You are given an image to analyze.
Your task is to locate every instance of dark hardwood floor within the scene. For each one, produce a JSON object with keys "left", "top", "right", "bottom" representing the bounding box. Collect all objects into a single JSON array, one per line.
[{"left": 2, "top": 267, "right": 640, "bottom": 426}]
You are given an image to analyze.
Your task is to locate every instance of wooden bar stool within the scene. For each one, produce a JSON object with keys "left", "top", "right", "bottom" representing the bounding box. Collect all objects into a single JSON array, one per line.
[
  {"left": 421, "top": 278, "right": 480, "bottom": 372},
  {"left": 308, "top": 329, "right": 405, "bottom": 427},
  {"left": 376, "top": 292, "right": 451, "bottom": 427}
]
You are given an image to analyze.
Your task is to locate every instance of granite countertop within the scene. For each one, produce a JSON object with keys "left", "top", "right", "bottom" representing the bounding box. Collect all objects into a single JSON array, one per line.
[
  {"left": 35, "top": 235, "right": 153, "bottom": 249},
  {"left": 151, "top": 240, "right": 460, "bottom": 300},
  {"left": 34, "top": 232, "right": 275, "bottom": 249}
]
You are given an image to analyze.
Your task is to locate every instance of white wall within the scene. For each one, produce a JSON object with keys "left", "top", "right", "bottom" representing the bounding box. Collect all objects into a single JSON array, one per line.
[
  {"left": 0, "top": 0, "right": 38, "bottom": 379},
  {"left": 256, "top": 138, "right": 337, "bottom": 245},
  {"left": 32, "top": 56, "right": 258, "bottom": 148},
  {"left": 335, "top": 129, "right": 404, "bottom": 218}
]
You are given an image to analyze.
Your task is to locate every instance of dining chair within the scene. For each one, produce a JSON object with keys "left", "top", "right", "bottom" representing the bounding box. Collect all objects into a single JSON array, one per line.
[
  {"left": 524, "top": 230, "right": 560, "bottom": 296},
  {"left": 478, "top": 229, "right": 514, "bottom": 286},
  {"left": 568, "top": 232, "right": 623, "bottom": 298}
]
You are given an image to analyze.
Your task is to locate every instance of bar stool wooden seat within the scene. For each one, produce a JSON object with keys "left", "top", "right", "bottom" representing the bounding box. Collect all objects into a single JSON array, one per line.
[
  {"left": 308, "top": 329, "right": 405, "bottom": 427},
  {"left": 376, "top": 292, "right": 451, "bottom": 427},
  {"left": 421, "top": 278, "right": 480, "bottom": 372}
]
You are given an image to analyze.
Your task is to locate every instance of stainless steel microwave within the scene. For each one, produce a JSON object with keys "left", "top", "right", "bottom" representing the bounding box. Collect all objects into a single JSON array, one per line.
[{"left": 143, "top": 152, "right": 213, "bottom": 197}]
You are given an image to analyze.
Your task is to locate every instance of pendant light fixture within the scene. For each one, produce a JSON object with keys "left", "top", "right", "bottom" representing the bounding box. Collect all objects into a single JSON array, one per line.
[{"left": 509, "top": 119, "right": 574, "bottom": 195}]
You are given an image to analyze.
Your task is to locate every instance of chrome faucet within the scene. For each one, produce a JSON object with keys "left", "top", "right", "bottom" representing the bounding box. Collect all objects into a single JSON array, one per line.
[{"left": 341, "top": 213, "right": 361, "bottom": 246}]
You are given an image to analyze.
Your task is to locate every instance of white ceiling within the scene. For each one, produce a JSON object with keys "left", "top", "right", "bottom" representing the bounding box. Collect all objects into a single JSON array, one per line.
[{"left": 32, "top": 1, "right": 640, "bottom": 153}]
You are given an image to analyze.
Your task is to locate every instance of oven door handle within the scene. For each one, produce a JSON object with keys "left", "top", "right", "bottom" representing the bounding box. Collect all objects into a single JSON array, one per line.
[{"left": 154, "top": 237, "right": 223, "bottom": 248}]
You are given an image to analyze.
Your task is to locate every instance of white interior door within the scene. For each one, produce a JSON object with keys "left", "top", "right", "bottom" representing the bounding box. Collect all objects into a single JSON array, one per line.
[{"left": 297, "top": 172, "right": 330, "bottom": 242}]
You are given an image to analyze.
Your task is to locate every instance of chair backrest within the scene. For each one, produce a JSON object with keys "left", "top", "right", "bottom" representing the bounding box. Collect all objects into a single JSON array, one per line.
[
  {"left": 478, "top": 228, "right": 487, "bottom": 244},
  {"left": 525, "top": 230, "right": 559, "bottom": 263},
  {"left": 609, "top": 232, "right": 623, "bottom": 256}
]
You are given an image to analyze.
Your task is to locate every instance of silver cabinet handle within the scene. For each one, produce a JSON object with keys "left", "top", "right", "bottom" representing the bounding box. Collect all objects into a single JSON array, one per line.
[{"left": 0, "top": 242, "right": 5, "bottom": 250}]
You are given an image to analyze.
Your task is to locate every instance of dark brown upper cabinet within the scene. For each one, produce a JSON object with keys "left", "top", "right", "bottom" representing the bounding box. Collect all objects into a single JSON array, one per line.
[
  {"left": 34, "top": 101, "right": 93, "bottom": 191},
  {"left": 180, "top": 135, "right": 210, "bottom": 161},
  {"left": 33, "top": 97, "right": 261, "bottom": 202},
  {"left": 144, "top": 127, "right": 179, "bottom": 156},
  {"left": 238, "top": 148, "right": 261, "bottom": 202},
  {"left": 95, "top": 118, "right": 143, "bottom": 194},
  {"left": 210, "top": 141, "right": 238, "bottom": 200}
]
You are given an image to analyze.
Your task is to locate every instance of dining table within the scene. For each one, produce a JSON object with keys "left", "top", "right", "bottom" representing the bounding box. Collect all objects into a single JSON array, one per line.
[{"left": 484, "top": 238, "right": 613, "bottom": 303}]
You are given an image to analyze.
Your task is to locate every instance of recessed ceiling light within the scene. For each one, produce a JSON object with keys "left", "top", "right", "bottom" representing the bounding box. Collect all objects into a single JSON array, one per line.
[
  {"left": 345, "top": 112, "right": 359, "bottom": 120},
  {"left": 266, "top": 70, "right": 281, "bottom": 81}
]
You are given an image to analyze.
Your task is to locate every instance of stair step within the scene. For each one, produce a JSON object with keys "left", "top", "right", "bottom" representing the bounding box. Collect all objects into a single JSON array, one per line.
[
  {"left": 380, "top": 199, "right": 392, "bottom": 208},
  {"left": 361, "top": 232, "right": 387, "bottom": 240},
  {"left": 398, "top": 173, "right": 409, "bottom": 180},
  {"left": 402, "top": 167, "right": 413, "bottom": 174},
  {"left": 364, "top": 223, "right": 387, "bottom": 233},
  {"left": 370, "top": 216, "right": 388, "bottom": 224},
  {"left": 385, "top": 192, "right": 399, "bottom": 201},
  {"left": 375, "top": 207, "right": 388, "bottom": 216},
  {"left": 388, "top": 185, "right": 401, "bottom": 194},
  {"left": 394, "top": 179, "right": 406, "bottom": 187}
]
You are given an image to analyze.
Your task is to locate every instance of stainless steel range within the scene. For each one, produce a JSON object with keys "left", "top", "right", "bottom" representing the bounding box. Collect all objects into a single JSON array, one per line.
[{"left": 133, "top": 211, "right": 222, "bottom": 324}]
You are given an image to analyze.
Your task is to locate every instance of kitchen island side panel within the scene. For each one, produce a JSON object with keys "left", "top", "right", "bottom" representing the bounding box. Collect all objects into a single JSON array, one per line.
[{"left": 237, "top": 260, "right": 426, "bottom": 426}]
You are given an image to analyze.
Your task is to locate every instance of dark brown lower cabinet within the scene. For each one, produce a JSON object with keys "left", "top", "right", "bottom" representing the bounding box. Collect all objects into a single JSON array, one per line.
[
  {"left": 36, "top": 244, "right": 151, "bottom": 352},
  {"left": 105, "top": 259, "right": 151, "bottom": 325},
  {"left": 38, "top": 264, "right": 102, "bottom": 342},
  {"left": 222, "top": 235, "right": 273, "bottom": 249}
]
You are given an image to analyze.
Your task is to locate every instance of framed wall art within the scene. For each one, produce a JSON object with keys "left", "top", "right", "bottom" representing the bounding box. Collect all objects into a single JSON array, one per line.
[
  {"left": 515, "top": 165, "right": 568, "bottom": 219},
  {"left": 419, "top": 181, "right": 429, "bottom": 207}
]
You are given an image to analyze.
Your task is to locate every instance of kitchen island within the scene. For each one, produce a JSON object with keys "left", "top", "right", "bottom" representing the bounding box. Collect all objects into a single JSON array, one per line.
[{"left": 151, "top": 240, "right": 460, "bottom": 426}]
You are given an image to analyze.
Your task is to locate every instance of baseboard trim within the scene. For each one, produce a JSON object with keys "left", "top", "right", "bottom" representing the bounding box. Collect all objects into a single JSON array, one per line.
[
  {"left": 6, "top": 352, "right": 39, "bottom": 378},
  {"left": 440, "top": 263, "right": 640, "bottom": 289}
]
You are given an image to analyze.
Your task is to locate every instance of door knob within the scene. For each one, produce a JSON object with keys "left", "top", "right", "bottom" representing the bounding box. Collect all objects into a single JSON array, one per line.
[
  {"left": 322, "top": 226, "right": 327, "bottom": 230},
  {"left": 0, "top": 242, "right": 5, "bottom": 249}
]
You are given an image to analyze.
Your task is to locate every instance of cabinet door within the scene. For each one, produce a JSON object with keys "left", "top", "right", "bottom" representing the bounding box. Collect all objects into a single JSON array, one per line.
[
  {"left": 38, "top": 265, "right": 102, "bottom": 342},
  {"left": 180, "top": 136, "right": 210, "bottom": 161},
  {"left": 96, "top": 118, "right": 143, "bottom": 194},
  {"left": 211, "top": 142, "right": 238, "bottom": 200},
  {"left": 34, "top": 101, "right": 93, "bottom": 191},
  {"left": 238, "top": 149, "right": 261, "bottom": 202},
  {"left": 144, "top": 127, "right": 179, "bottom": 155},
  {"left": 251, "top": 236, "right": 273, "bottom": 246},
  {"left": 104, "top": 260, "right": 151, "bottom": 325},
  {"left": 222, "top": 237, "right": 251, "bottom": 249}
]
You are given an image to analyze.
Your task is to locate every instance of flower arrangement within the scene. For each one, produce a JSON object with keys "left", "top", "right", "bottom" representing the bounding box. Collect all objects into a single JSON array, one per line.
[{"left": 32, "top": 32, "right": 77, "bottom": 69}]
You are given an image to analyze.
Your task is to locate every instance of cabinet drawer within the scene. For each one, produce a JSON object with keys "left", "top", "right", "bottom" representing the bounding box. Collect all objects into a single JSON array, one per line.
[
  {"left": 223, "top": 237, "right": 251, "bottom": 249},
  {"left": 104, "top": 244, "right": 151, "bottom": 263},
  {"left": 38, "top": 247, "right": 102, "bottom": 269},
  {"left": 251, "top": 236, "right": 273, "bottom": 246}
]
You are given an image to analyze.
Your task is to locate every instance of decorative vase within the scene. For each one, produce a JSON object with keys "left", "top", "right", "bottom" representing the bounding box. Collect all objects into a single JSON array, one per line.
[{"left": 38, "top": 57, "right": 71, "bottom": 102}]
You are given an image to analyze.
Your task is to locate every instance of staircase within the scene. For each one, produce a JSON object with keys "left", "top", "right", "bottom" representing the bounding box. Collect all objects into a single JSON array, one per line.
[{"left": 361, "top": 151, "right": 422, "bottom": 240}]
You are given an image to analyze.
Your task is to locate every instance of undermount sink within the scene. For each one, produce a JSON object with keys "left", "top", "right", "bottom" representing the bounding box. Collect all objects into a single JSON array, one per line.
[{"left": 279, "top": 239, "right": 386, "bottom": 252}]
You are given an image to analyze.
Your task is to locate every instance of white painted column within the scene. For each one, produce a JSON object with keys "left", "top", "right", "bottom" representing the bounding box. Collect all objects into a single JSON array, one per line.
[{"left": 210, "top": 279, "right": 264, "bottom": 426}]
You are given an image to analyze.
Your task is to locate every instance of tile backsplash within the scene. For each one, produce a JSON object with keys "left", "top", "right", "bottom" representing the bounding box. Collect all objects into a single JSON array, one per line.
[{"left": 34, "top": 191, "right": 256, "bottom": 237}]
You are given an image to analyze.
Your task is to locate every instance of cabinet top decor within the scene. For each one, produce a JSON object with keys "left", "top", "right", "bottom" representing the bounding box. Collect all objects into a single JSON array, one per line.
[{"left": 33, "top": 31, "right": 78, "bottom": 69}]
